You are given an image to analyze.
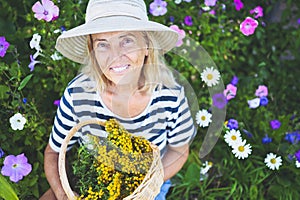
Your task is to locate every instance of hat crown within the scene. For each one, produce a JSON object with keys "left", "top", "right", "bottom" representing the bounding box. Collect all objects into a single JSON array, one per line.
[{"left": 86, "top": 0, "right": 148, "bottom": 22}]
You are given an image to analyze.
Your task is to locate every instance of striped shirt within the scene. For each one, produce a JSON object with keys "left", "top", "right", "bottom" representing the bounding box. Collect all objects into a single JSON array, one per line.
[{"left": 49, "top": 73, "right": 196, "bottom": 156}]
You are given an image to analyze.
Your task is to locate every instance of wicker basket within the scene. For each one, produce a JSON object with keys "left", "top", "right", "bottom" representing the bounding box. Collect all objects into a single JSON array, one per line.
[{"left": 58, "top": 119, "right": 164, "bottom": 200}]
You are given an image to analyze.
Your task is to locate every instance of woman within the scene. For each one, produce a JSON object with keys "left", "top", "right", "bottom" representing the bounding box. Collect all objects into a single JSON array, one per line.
[{"left": 41, "top": 0, "right": 196, "bottom": 199}]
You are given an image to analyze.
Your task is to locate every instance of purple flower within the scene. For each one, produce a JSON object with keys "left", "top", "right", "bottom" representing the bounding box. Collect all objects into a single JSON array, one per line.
[
  {"left": 285, "top": 131, "right": 300, "bottom": 144},
  {"left": 205, "top": 0, "right": 217, "bottom": 7},
  {"left": 212, "top": 93, "right": 227, "bottom": 109},
  {"left": 230, "top": 76, "right": 239, "bottom": 86},
  {"left": 295, "top": 149, "right": 300, "bottom": 162},
  {"left": 53, "top": 99, "right": 60, "bottom": 106},
  {"left": 0, "top": 148, "right": 4, "bottom": 158},
  {"left": 240, "top": 17, "right": 258, "bottom": 36},
  {"left": 169, "top": 16, "right": 175, "bottom": 23},
  {"left": 270, "top": 119, "right": 281, "bottom": 130},
  {"left": 32, "top": 0, "right": 59, "bottom": 22},
  {"left": 149, "top": 0, "right": 167, "bottom": 16},
  {"left": 250, "top": 6, "right": 264, "bottom": 18},
  {"left": 224, "top": 83, "right": 237, "bottom": 100},
  {"left": 1, "top": 153, "right": 32, "bottom": 183},
  {"left": 184, "top": 16, "right": 193, "bottom": 26},
  {"left": 298, "top": 18, "right": 300, "bottom": 25},
  {"left": 0, "top": 36, "right": 10, "bottom": 57},
  {"left": 242, "top": 129, "right": 253, "bottom": 138},
  {"left": 255, "top": 85, "right": 268, "bottom": 97},
  {"left": 262, "top": 134, "right": 272, "bottom": 144},
  {"left": 260, "top": 96, "right": 268, "bottom": 106},
  {"left": 169, "top": 25, "right": 186, "bottom": 47},
  {"left": 28, "top": 54, "right": 40, "bottom": 71},
  {"left": 227, "top": 119, "right": 238, "bottom": 130},
  {"left": 233, "top": 0, "right": 244, "bottom": 11}
]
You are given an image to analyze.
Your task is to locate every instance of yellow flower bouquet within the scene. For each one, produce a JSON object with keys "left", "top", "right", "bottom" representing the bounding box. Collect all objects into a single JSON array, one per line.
[{"left": 58, "top": 118, "right": 164, "bottom": 200}]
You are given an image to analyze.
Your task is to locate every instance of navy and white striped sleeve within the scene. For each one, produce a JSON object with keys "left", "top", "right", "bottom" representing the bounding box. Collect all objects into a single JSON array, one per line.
[
  {"left": 167, "top": 87, "right": 196, "bottom": 147},
  {"left": 49, "top": 87, "right": 79, "bottom": 152}
]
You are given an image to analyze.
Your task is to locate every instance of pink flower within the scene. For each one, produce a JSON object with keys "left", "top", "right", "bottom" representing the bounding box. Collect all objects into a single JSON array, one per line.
[
  {"left": 205, "top": 0, "right": 217, "bottom": 7},
  {"left": 224, "top": 83, "right": 237, "bottom": 100},
  {"left": 240, "top": 17, "right": 258, "bottom": 36},
  {"left": 255, "top": 85, "right": 268, "bottom": 97},
  {"left": 32, "top": 0, "right": 59, "bottom": 22},
  {"left": 169, "top": 25, "right": 186, "bottom": 47},
  {"left": 250, "top": 6, "right": 264, "bottom": 18},
  {"left": 233, "top": 0, "right": 244, "bottom": 11}
]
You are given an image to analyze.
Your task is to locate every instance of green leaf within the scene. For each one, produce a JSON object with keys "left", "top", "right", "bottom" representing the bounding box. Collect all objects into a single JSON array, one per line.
[
  {"left": 184, "top": 162, "right": 200, "bottom": 185},
  {"left": 0, "top": 85, "right": 9, "bottom": 99},
  {"left": 0, "top": 175, "right": 19, "bottom": 200},
  {"left": 18, "top": 74, "right": 33, "bottom": 91}
]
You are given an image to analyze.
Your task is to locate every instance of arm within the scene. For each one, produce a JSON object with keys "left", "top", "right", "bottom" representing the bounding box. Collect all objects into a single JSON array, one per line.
[
  {"left": 44, "top": 144, "right": 68, "bottom": 200},
  {"left": 161, "top": 143, "right": 189, "bottom": 181}
]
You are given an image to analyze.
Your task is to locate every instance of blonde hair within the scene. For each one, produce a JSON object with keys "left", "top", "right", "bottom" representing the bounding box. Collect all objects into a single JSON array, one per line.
[{"left": 80, "top": 31, "right": 177, "bottom": 93}]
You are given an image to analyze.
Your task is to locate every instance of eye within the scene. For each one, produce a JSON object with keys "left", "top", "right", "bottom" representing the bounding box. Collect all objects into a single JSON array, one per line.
[
  {"left": 121, "top": 37, "right": 135, "bottom": 47},
  {"left": 95, "top": 41, "right": 109, "bottom": 51}
]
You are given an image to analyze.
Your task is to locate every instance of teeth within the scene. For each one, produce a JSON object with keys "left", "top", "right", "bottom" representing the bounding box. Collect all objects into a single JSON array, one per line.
[{"left": 110, "top": 65, "right": 128, "bottom": 72}]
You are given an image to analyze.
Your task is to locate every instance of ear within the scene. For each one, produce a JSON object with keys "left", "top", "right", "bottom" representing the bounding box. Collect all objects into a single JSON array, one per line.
[{"left": 145, "top": 47, "right": 149, "bottom": 57}]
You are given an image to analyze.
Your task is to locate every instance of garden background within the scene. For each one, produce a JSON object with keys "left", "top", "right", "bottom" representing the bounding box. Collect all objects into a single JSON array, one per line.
[{"left": 0, "top": 0, "right": 300, "bottom": 199}]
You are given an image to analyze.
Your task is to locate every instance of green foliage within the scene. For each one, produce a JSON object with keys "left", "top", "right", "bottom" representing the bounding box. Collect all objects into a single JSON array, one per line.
[{"left": 0, "top": 0, "right": 300, "bottom": 199}]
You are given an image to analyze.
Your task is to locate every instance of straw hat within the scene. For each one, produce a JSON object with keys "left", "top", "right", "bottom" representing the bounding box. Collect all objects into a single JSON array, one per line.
[{"left": 55, "top": 0, "right": 179, "bottom": 64}]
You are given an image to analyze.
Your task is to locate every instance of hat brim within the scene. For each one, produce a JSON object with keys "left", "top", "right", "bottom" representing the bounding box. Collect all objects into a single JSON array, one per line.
[{"left": 55, "top": 16, "right": 179, "bottom": 64}]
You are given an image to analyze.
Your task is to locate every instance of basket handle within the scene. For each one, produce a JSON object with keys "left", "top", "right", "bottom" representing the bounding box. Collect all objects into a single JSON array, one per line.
[{"left": 58, "top": 119, "right": 105, "bottom": 200}]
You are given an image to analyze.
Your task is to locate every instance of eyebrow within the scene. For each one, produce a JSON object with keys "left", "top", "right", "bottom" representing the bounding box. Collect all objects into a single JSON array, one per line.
[{"left": 93, "top": 33, "right": 137, "bottom": 43}]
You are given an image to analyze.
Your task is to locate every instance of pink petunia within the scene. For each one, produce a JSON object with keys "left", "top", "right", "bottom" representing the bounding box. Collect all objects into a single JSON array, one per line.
[
  {"left": 240, "top": 17, "right": 258, "bottom": 36},
  {"left": 169, "top": 25, "right": 186, "bottom": 47},
  {"left": 250, "top": 6, "right": 264, "bottom": 18},
  {"left": 255, "top": 85, "right": 268, "bottom": 97},
  {"left": 224, "top": 83, "right": 237, "bottom": 100},
  {"left": 32, "top": 0, "right": 59, "bottom": 22},
  {"left": 233, "top": 0, "right": 244, "bottom": 11}
]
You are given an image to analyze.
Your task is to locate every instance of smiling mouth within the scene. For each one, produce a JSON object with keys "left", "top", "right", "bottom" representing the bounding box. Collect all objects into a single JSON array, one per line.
[{"left": 109, "top": 64, "right": 129, "bottom": 73}]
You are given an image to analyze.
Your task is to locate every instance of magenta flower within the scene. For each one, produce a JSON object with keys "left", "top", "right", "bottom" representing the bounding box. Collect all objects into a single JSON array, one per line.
[
  {"left": 255, "top": 85, "right": 268, "bottom": 97},
  {"left": 233, "top": 0, "right": 244, "bottom": 11},
  {"left": 212, "top": 93, "right": 227, "bottom": 109},
  {"left": 240, "top": 17, "right": 258, "bottom": 36},
  {"left": 250, "top": 6, "right": 264, "bottom": 18},
  {"left": 1, "top": 153, "right": 32, "bottom": 183},
  {"left": 28, "top": 54, "right": 40, "bottom": 71},
  {"left": 169, "top": 25, "right": 186, "bottom": 47},
  {"left": 270, "top": 119, "right": 281, "bottom": 130},
  {"left": 53, "top": 99, "right": 60, "bottom": 106},
  {"left": 32, "top": 0, "right": 59, "bottom": 22},
  {"left": 0, "top": 36, "right": 10, "bottom": 57},
  {"left": 184, "top": 16, "right": 193, "bottom": 26},
  {"left": 295, "top": 149, "right": 300, "bottom": 162},
  {"left": 149, "top": 0, "right": 167, "bottom": 16},
  {"left": 224, "top": 83, "right": 237, "bottom": 100},
  {"left": 205, "top": 0, "right": 217, "bottom": 7}
]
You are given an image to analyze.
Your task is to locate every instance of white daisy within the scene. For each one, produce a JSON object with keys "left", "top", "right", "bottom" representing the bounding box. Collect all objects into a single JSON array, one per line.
[
  {"left": 200, "top": 161, "right": 213, "bottom": 181},
  {"left": 264, "top": 153, "right": 282, "bottom": 170},
  {"left": 195, "top": 109, "right": 212, "bottom": 127},
  {"left": 231, "top": 139, "right": 252, "bottom": 159},
  {"left": 224, "top": 129, "right": 242, "bottom": 147},
  {"left": 201, "top": 67, "right": 220, "bottom": 87},
  {"left": 9, "top": 113, "right": 26, "bottom": 131},
  {"left": 295, "top": 160, "right": 300, "bottom": 168},
  {"left": 200, "top": 161, "right": 213, "bottom": 175}
]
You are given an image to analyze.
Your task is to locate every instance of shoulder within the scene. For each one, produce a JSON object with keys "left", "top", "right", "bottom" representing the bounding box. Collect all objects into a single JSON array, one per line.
[{"left": 65, "top": 73, "right": 96, "bottom": 94}]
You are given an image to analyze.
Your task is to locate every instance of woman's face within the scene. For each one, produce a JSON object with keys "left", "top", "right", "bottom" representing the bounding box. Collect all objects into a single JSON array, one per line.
[{"left": 91, "top": 31, "right": 148, "bottom": 86}]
